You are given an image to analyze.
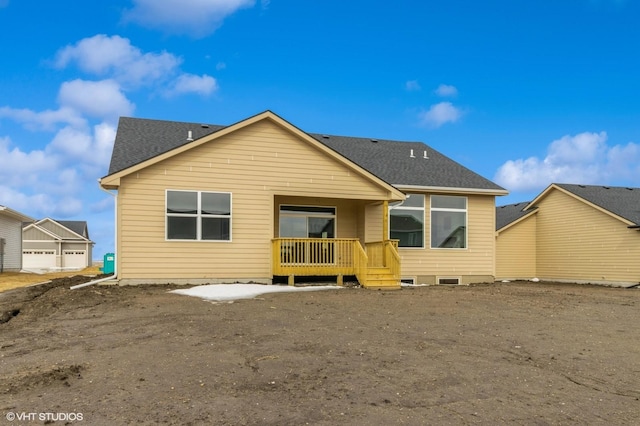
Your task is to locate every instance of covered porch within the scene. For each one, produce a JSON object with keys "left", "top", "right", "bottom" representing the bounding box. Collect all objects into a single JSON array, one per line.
[{"left": 271, "top": 196, "right": 402, "bottom": 289}]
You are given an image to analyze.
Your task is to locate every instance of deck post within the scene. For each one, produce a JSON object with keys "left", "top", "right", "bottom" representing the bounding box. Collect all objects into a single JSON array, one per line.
[
  {"left": 337, "top": 274, "right": 343, "bottom": 286},
  {"left": 288, "top": 275, "right": 295, "bottom": 286},
  {"left": 382, "top": 200, "right": 389, "bottom": 265}
]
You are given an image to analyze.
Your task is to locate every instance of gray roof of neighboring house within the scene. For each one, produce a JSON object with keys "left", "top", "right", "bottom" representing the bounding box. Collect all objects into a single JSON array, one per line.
[
  {"left": 554, "top": 183, "right": 640, "bottom": 226},
  {"left": 106, "top": 115, "right": 505, "bottom": 192},
  {"left": 495, "top": 202, "right": 535, "bottom": 230}
]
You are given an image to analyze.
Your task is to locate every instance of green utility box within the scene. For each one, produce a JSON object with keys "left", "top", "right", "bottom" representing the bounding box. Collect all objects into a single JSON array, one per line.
[{"left": 102, "top": 253, "right": 115, "bottom": 274}]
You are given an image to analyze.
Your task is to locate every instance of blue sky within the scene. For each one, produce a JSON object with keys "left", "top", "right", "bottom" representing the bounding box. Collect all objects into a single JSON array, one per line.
[{"left": 1, "top": 0, "right": 639, "bottom": 258}]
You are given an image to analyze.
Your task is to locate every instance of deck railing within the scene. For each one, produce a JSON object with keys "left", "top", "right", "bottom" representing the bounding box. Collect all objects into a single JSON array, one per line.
[
  {"left": 272, "top": 238, "right": 400, "bottom": 285},
  {"left": 271, "top": 238, "right": 360, "bottom": 277},
  {"left": 364, "top": 240, "right": 399, "bottom": 268}
]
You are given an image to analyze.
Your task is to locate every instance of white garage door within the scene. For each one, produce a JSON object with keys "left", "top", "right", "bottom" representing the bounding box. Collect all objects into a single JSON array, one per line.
[
  {"left": 23, "top": 250, "right": 56, "bottom": 269},
  {"left": 63, "top": 250, "right": 86, "bottom": 269}
]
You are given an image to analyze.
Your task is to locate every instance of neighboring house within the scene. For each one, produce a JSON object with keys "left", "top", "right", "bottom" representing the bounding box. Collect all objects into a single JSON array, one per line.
[
  {"left": 496, "top": 183, "right": 640, "bottom": 286},
  {"left": 0, "top": 205, "right": 34, "bottom": 272},
  {"left": 22, "top": 218, "right": 94, "bottom": 271},
  {"left": 100, "top": 111, "right": 507, "bottom": 288}
]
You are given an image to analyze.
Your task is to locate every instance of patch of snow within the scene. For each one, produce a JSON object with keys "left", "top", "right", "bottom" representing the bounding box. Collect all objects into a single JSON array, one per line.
[
  {"left": 170, "top": 283, "right": 342, "bottom": 302},
  {"left": 530, "top": 277, "right": 540, "bottom": 282}
]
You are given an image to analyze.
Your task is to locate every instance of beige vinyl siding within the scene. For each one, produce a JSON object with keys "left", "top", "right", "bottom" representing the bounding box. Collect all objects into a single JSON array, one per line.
[
  {"left": 117, "top": 120, "right": 396, "bottom": 281},
  {"left": 364, "top": 203, "right": 384, "bottom": 243},
  {"left": 495, "top": 213, "right": 536, "bottom": 279},
  {"left": 399, "top": 194, "right": 497, "bottom": 280},
  {"left": 535, "top": 189, "right": 640, "bottom": 283}
]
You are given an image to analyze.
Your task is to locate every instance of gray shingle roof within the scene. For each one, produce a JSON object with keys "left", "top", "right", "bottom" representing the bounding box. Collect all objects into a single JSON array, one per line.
[
  {"left": 309, "top": 133, "right": 505, "bottom": 190},
  {"left": 106, "top": 115, "right": 505, "bottom": 192},
  {"left": 495, "top": 202, "right": 535, "bottom": 230},
  {"left": 108, "top": 117, "right": 223, "bottom": 175},
  {"left": 555, "top": 183, "right": 640, "bottom": 225}
]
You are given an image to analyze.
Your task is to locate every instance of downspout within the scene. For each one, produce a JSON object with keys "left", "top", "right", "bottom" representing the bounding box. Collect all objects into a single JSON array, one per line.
[{"left": 71, "top": 183, "right": 118, "bottom": 290}]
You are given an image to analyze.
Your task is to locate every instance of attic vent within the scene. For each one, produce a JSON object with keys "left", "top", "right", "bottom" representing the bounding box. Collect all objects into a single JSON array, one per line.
[
  {"left": 187, "top": 130, "right": 194, "bottom": 141},
  {"left": 423, "top": 150, "right": 429, "bottom": 159},
  {"left": 410, "top": 149, "right": 415, "bottom": 158},
  {"left": 201, "top": 124, "right": 210, "bottom": 128},
  {"left": 371, "top": 139, "right": 378, "bottom": 143},
  {"left": 322, "top": 135, "right": 330, "bottom": 139},
  {"left": 627, "top": 187, "right": 634, "bottom": 191},
  {"left": 578, "top": 185, "right": 586, "bottom": 188},
  {"left": 603, "top": 186, "right": 610, "bottom": 189}
]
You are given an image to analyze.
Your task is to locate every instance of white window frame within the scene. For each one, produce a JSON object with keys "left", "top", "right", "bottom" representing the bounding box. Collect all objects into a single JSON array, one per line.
[
  {"left": 166, "top": 190, "right": 232, "bottom": 242},
  {"left": 430, "top": 195, "right": 467, "bottom": 250},
  {"left": 389, "top": 194, "right": 425, "bottom": 249}
]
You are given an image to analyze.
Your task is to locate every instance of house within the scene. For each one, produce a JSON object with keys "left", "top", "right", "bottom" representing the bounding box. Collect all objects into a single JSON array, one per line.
[
  {"left": 496, "top": 183, "right": 640, "bottom": 286},
  {"left": 22, "top": 218, "right": 94, "bottom": 271},
  {"left": 0, "top": 205, "right": 34, "bottom": 272},
  {"left": 100, "top": 111, "right": 507, "bottom": 288}
]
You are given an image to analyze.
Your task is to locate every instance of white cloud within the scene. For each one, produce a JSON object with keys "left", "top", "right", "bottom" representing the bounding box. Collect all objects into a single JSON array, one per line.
[
  {"left": 165, "top": 73, "right": 218, "bottom": 97},
  {"left": 123, "top": 0, "right": 256, "bottom": 37},
  {"left": 0, "top": 106, "right": 85, "bottom": 131},
  {"left": 0, "top": 185, "right": 83, "bottom": 218},
  {"left": 405, "top": 80, "right": 421, "bottom": 91},
  {"left": 435, "top": 84, "right": 458, "bottom": 97},
  {"left": 55, "top": 35, "right": 181, "bottom": 88},
  {"left": 58, "top": 79, "right": 135, "bottom": 121},
  {"left": 0, "top": 136, "right": 53, "bottom": 186},
  {"left": 494, "top": 131, "right": 640, "bottom": 192},
  {"left": 419, "top": 102, "right": 463, "bottom": 128}
]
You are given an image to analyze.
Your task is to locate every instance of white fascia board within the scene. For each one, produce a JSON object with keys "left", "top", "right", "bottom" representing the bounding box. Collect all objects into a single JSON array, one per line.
[{"left": 393, "top": 184, "right": 509, "bottom": 196}]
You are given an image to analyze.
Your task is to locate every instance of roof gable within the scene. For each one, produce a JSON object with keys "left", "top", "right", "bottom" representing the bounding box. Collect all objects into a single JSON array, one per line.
[
  {"left": 30, "top": 218, "right": 92, "bottom": 242},
  {"left": 103, "top": 111, "right": 506, "bottom": 194},
  {"left": 528, "top": 183, "right": 640, "bottom": 226}
]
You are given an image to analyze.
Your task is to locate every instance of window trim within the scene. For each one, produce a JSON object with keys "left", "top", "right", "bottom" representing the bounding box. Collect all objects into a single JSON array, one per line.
[
  {"left": 165, "top": 189, "right": 232, "bottom": 242},
  {"left": 389, "top": 194, "right": 425, "bottom": 249},
  {"left": 430, "top": 195, "right": 468, "bottom": 250}
]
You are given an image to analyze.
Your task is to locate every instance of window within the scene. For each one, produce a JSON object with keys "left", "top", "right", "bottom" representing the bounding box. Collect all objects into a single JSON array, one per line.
[
  {"left": 390, "top": 194, "right": 424, "bottom": 248},
  {"left": 279, "top": 205, "right": 335, "bottom": 238},
  {"left": 431, "top": 195, "right": 466, "bottom": 249},
  {"left": 166, "top": 190, "right": 231, "bottom": 241}
]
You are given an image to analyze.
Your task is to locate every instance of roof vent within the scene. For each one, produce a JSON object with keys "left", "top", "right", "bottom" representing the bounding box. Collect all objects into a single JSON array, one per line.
[
  {"left": 187, "top": 130, "right": 194, "bottom": 141},
  {"left": 371, "top": 139, "right": 378, "bottom": 143},
  {"left": 201, "top": 124, "right": 210, "bottom": 128},
  {"left": 410, "top": 149, "right": 415, "bottom": 158},
  {"left": 423, "top": 150, "right": 429, "bottom": 159},
  {"left": 322, "top": 135, "right": 330, "bottom": 139}
]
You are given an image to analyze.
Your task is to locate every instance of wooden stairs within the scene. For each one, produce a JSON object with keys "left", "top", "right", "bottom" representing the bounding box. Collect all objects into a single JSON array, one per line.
[{"left": 363, "top": 266, "right": 401, "bottom": 290}]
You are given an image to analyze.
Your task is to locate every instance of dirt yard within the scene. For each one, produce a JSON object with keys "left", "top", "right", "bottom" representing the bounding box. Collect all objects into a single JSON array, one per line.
[{"left": 1, "top": 277, "right": 639, "bottom": 425}]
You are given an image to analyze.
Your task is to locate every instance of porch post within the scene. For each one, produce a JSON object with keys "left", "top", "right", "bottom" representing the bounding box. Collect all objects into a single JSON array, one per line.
[
  {"left": 382, "top": 200, "right": 389, "bottom": 241},
  {"left": 383, "top": 200, "right": 389, "bottom": 266}
]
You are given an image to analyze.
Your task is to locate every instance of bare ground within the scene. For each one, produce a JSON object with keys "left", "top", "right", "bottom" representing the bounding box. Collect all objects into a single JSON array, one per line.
[{"left": 0, "top": 277, "right": 639, "bottom": 425}]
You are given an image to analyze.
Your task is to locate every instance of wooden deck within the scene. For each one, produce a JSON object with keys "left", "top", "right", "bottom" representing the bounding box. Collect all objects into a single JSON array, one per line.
[{"left": 271, "top": 238, "right": 400, "bottom": 289}]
